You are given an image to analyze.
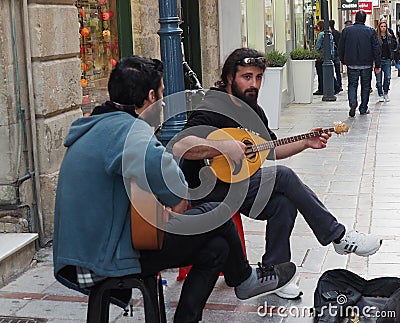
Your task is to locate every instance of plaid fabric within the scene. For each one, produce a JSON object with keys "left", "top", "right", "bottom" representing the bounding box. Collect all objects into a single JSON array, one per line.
[{"left": 76, "top": 266, "right": 107, "bottom": 288}]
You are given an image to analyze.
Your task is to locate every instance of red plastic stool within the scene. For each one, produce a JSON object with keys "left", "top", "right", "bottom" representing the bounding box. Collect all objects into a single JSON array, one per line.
[{"left": 177, "top": 212, "right": 247, "bottom": 281}]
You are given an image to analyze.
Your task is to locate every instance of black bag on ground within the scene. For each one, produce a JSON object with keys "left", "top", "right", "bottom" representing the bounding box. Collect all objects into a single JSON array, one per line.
[{"left": 313, "top": 269, "right": 400, "bottom": 323}]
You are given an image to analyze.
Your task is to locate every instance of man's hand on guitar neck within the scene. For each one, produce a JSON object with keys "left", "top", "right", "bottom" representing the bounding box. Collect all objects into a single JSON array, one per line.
[{"left": 305, "top": 127, "right": 332, "bottom": 150}]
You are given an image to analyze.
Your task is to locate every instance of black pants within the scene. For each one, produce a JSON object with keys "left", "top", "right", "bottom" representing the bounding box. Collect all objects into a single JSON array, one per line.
[
  {"left": 239, "top": 165, "right": 345, "bottom": 267},
  {"left": 140, "top": 202, "right": 251, "bottom": 323},
  {"left": 316, "top": 60, "right": 340, "bottom": 93},
  {"left": 316, "top": 60, "right": 324, "bottom": 92}
]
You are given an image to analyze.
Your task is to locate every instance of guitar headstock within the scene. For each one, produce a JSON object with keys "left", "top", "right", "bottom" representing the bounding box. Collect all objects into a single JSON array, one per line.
[{"left": 333, "top": 122, "right": 349, "bottom": 135}]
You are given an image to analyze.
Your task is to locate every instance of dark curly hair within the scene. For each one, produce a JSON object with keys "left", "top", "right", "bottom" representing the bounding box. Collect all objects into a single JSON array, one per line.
[
  {"left": 215, "top": 48, "right": 266, "bottom": 88},
  {"left": 108, "top": 55, "right": 163, "bottom": 107}
]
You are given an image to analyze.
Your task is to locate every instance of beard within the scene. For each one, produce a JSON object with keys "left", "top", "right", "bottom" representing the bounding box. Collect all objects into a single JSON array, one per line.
[{"left": 231, "top": 80, "right": 259, "bottom": 109}]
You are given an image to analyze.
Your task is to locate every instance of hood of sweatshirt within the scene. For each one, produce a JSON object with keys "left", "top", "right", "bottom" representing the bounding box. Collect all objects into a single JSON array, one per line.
[{"left": 64, "top": 111, "right": 129, "bottom": 147}]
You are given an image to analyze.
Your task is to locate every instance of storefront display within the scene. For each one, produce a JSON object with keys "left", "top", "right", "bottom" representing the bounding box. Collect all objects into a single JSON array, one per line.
[{"left": 75, "top": 0, "right": 119, "bottom": 113}]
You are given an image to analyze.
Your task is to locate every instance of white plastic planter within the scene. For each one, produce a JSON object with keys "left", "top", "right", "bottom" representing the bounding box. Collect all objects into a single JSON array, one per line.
[
  {"left": 259, "top": 66, "right": 284, "bottom": 130},
  {"left": 291, "top": 59, "right": 316, "bottom": 104}
]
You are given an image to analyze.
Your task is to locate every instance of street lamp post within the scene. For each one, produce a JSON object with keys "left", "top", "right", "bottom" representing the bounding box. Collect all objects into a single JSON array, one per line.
[
  {"left": 157, "top": 0, "right": 186, "bottom": 145},
  {"left": 321, "top": 0, "right": 336, "bottom": 102}
]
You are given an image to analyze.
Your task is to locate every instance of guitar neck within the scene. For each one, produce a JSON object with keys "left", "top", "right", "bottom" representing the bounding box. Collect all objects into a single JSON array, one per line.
[{"left": 254, "top": 128, "right": 335, "bottom": 151}]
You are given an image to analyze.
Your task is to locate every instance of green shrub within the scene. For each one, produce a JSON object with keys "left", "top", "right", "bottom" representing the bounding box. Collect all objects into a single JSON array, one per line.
[
  {"left": 290, "top": 48, "right": 320, "bottom": 60},
  {"left": 265, "top": 50, "right": 287, "bottom": 67}
]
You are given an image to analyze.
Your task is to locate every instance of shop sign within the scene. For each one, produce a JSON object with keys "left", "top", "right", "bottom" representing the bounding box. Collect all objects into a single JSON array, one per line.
[
  {"left": 351, "top": 1, "right": 372, "bottom": 14},
  {"left": 341, "top": 0, "right": 359, "bottom": 10},
  {"left": 372, "top": 0, "right": 379, "bottom": 8}
]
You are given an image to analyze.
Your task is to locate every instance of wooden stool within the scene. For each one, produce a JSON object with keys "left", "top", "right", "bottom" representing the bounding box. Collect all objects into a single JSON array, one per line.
[
  {"left": 87, "top": 273, "right": 166, "bottom": 323},
  {"left": 177, "top": 212, "right": 247, "bottom": 281}
]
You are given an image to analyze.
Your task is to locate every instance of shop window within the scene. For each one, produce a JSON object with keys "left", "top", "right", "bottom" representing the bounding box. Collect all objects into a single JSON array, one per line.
[
  {"left": 265, "top": 0, "right": 274, "bottom": 49},
  {"left": 76, "top": 0, "right": 119, "bottom": 114},
  {"left": 294, "top": 0, "right": 305, "bottom": 49},
  {"left": 241, "top": 0, "right": 248, "bottom": 47}
]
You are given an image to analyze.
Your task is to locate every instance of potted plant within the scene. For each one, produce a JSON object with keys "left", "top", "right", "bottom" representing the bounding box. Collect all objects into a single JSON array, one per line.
[
  {"left": 290, "top": 48, "right": 319, "bottom": 103},
  {"left": 259, "top": 50, "right": 287, "bottom": 129}
]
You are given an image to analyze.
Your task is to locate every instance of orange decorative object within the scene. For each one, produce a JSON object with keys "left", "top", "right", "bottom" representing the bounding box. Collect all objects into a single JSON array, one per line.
[
  {"left": 80, "top": 27, "right": 90, "bottom": 37},
  {"left": 80, "top": 78, "right": 87, "bottom": 88},
  {"left": 102, "top": 30, "right": 111, "bottom": 42},
  {"left": 110, "top": 58, "right": 117, "bottom": 67},
  {"left": 81, "top": 62, "right": 87, "bottom": 72},
  {"left": 102, "top": 12, "right": 110, "bottom": 20}
]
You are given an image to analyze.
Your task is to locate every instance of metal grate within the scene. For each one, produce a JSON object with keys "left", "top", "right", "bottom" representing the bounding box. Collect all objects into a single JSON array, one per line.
[{"left": 0, "top": 317, "right": 47, "bottom": 323}]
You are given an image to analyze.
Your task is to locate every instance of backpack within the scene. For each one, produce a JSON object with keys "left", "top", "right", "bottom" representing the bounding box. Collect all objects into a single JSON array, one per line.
[{"left": 314, "top": 269, "right": 400, "bottom": 323}]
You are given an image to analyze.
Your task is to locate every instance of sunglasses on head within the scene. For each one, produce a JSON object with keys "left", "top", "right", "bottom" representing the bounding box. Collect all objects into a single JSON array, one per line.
[{"left": 237, "top": 57, "right": 267, "bottom": 66}]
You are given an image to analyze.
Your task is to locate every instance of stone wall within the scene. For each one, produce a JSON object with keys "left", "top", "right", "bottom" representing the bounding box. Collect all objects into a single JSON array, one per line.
[
  {"left": 131, "top": 0, "right": 161, "bottom": 59},
  {"left": 0, "top": 0, "right": 19, "bottom": 205},
  {"left": 199, "top": 0, "right": 220, "bottom": 89},
  {"left": 0, "top": 0, "right": 82, "bottom": 238},
  {"left": 29, "top": 1, "right": 82, "bottom": 238}
]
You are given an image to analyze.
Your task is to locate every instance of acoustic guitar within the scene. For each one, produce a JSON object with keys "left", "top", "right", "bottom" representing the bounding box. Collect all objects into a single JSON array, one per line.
[
  {"left": 130, "top": 180, "right": 167, "bottom": 250},
  {"left": 205, "top": 122, "right": 349, "bottom": 183}
]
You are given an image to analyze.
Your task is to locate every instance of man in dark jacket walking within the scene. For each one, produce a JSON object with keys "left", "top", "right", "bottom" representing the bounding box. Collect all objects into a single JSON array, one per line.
[{"left": 339, "top": 10, "right": 381, "bottom": 117}]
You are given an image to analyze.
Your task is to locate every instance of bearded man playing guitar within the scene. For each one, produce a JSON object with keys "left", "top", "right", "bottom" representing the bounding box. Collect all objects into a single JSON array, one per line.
[{"left": 172, "top": 47, "right": 382, "bottom": 300}]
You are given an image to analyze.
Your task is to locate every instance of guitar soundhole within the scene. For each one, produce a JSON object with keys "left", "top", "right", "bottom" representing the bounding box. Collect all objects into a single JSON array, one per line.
[{"left": 243, "top": 139, "right": 256, "bottom": 160}]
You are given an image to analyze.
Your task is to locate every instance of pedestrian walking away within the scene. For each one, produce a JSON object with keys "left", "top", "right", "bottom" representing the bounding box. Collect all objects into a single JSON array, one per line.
[
  {"left": 339, "top": 10, "right": 381, "bottom": 117},
  {"left": 171, "top": 47, "right": 383, "bottom": 300},
  {"left": 53, "top": 55, "right": 296, "bottom": 323},
  {"left": 314, "top": 20, "right": 339, "bottom": 95},
  {"left": 375, "top": 20, "right": 397, "bottom": 103}
]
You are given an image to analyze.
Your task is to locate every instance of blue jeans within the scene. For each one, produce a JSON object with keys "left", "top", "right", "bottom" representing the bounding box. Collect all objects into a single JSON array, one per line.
[
  {"left": 347, "top": 67, "right": 373, "bottom": 113},
  {"left": 375, "top": 59, "right": 392, "bottom": 96}
]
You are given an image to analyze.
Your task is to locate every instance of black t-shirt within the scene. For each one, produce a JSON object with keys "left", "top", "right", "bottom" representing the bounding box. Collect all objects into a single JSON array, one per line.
[
  {"left": 175, "top": 88, "right": 277, "bottom": 204},
  {"left": 381, "top": 36, "right": 391, "bottom": 60}
]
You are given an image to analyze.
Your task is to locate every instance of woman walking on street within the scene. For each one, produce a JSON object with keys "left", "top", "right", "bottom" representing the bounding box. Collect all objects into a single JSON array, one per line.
[{"left": 375, "top": 20, "right": 397, "bottom": 102}]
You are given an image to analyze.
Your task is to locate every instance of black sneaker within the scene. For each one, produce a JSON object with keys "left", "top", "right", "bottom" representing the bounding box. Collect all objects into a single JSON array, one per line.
[
  {"left": 313, "top": 91, "right": 323, "bottom": 95},
  {"left": 349, "top": 106, "right": 356, "bottom": 117},
  {"left": 234, "top": 262, "right": 296, "bottom": 300}
]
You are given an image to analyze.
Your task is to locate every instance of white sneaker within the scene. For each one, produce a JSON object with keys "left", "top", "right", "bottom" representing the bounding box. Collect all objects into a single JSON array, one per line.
[
  {"left": 384, "top": 94, "right": 390, "bottom": 102},
  {"left": 333, "top": 229, "right": 382, "bottom": 257},
  {"left": 274, "top": 282, "right": 303, "bottom": 299},
  {"left": 378, "top": 96, "right": 385, "bottom": 102}
]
